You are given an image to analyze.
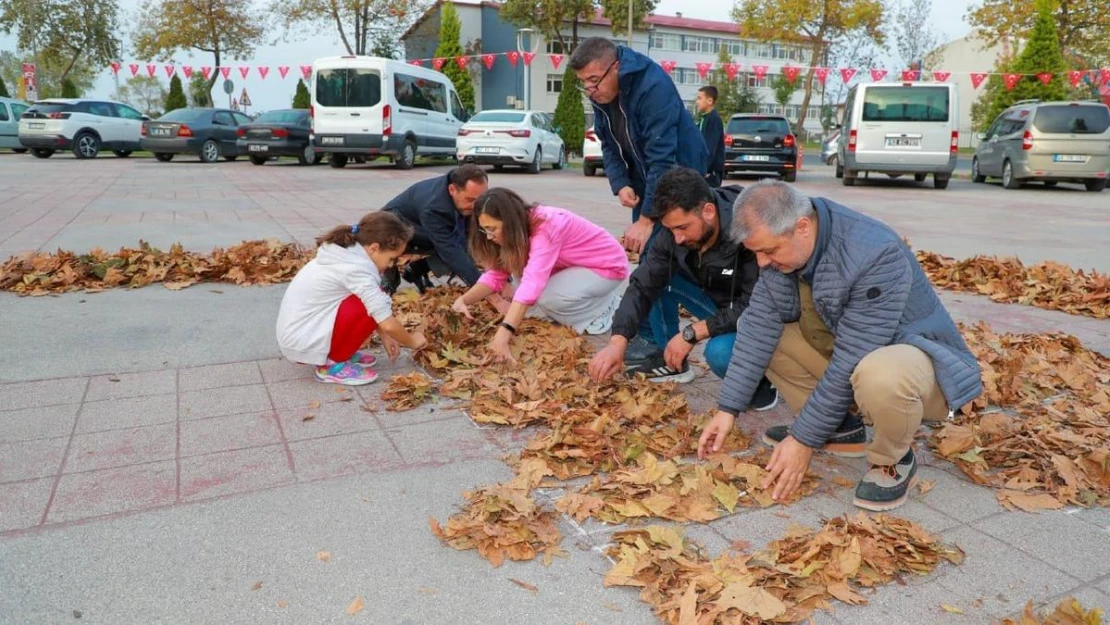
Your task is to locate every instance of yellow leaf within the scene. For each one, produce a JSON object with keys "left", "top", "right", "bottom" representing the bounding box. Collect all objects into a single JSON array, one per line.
[
  {"left": 346, "top": 596, "right": 364, "bottom": 615},
  {"left": 678, "top": 581, "right": 698, "bottom": 625},
  {"left": 716, "top": 582, "right": 787, "bottom": 619},
  {"left": 712, "top": 482, "right": 740, "bottom": 513},
  {"left": 826, "top": 582, "right": 868, "bottom": 605},
  {"left": 838, "top": 537, "right": 862, "bottom": 577},
  {"left": 941, "top": 603, "right": 964, "bottom": 614}
]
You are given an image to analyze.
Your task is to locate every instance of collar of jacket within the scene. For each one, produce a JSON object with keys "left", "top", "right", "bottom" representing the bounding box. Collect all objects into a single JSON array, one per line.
[{"left": 800, "top": 197, "right": 832, "bottom": 284}]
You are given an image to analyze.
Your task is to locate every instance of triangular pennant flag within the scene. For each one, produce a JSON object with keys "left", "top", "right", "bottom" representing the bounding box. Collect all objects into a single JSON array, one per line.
[
  {"left": 507, "top": 51, "right": 520, "bottom": 67},
  {"left": 300, "top": 65, "right": 311, "bottom": 79},
  {"left": 1036, "top": 72, "right": 1052, "bottom": 85},
  {"left": 482, "top": 54, "right": 495, "bottom": 70},
  {"left": 932, "top": 71, "right": 950, "bottom": 82},
  {"left": 164, "top": 65, "right": 176, "bottom": 78},
  {"left": 550, "top": 54, "right": 564, "bottom": 70},
  {"left": 523, "top": 52, "right": 536, "bottom": 66},
  {"left": 839, "top": 67, "right": 857, "bottom": 83},
  {"left": 278, "top": 65, "right": 290, "bottom": 79},
  {"left": 870, "top": 68, "right": 888, "bottom": 81},
  {"left": 1003, "top": 73, "right": 1021, "bottom": 90},
  {"left": 659, "top": 60, "right": 677, "bottom": 74},
  {"left": 901, "top": 69, "right": 920, "bottom": 81},
  {"left": 752, "top": 64, "right": 768, "bottom": 80},
  {"left": 1067, "top": 69, "right": 1083, "bottom": 87},
  {"left": 258, "top": 66, "right": 270, "bottom": 80},
  {"left": 146, "top": 64, "right": 157, "bottom": 78},
  {"left": 432, "top": 58, "right": 446, "bottom": 70},
  {"left": 725, "top": 63, "right": 741, "bottom": 81},
  {"left": 182, "top": 66, "right": 193, "bottom": 79},
  {"left": 455, "top": 56, "right": 468, "bottom": 69},
  {"left": 220, "top": 66, "right": 231, "bottom": 79},
  {"left": 783, "top": 65, "right": 800, "bottom": 84},
  {"left": 110, "top": 61, "right": 121, "bottom": 75},
  {"left": 695, "top": 62, "right": 712, "bottom": 80},
  {"left": 201, "top": 66, "right": 212, "bottom": 80},
  {"left": 408, "top": 60, "right": 422, "bottom": 66},
  {"left": 1099, "top": 67, "right": 1110, "bottom": 84},
  {"left": 814, "top": 67, "right": 830, "bottom": 85},
  {"left": 238, "top": 66, "right": 250, "bottom": 78},
  {"left": 129, "top": 63, "right": 139, "bottom": 77},
  {"left": 970, "top": 72, "right": 987, "bottom": 88}
]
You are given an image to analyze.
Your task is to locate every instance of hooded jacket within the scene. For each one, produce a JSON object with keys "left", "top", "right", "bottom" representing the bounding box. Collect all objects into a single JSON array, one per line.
[
  {"left": 591, "top": 46, "right": 709, "bottom": 220},
  {"left": 382, "top": 173, "right": 481, "bottom": 285}
]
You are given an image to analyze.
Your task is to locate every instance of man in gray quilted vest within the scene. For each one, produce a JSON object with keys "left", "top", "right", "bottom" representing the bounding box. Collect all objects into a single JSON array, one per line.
[{"left": 697, "top": 180, "right": 982, "bottom": 511}]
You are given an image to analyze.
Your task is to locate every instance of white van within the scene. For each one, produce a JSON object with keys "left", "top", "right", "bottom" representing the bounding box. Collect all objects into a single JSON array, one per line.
[
  {"left": 310, "top": 56, "right": 470, "bottom": 169},
  {"left": 837, "top": 82, "right": 959, "bottom": 189}
]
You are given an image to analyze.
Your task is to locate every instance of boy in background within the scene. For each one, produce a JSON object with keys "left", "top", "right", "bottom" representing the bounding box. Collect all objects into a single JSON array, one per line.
[{"left": 696, "top": 86, "right": 725, "bottom": 187}]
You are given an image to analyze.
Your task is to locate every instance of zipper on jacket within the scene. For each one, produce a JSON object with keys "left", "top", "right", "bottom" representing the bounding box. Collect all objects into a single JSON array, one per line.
[
  {"left": 617, "top": 98, "right": 648, "bottom": 182},
  {"left": 595, "top": 107, "right": 628, "bottom": 174}
]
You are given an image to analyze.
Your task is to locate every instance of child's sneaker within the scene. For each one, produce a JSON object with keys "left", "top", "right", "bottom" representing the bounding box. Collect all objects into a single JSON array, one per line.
[
  {"left": 315, "top": 362, "right": 378, "bottom": 386},
  {"left": 349, "top": 350, "right": 377, "bottom": 367}
]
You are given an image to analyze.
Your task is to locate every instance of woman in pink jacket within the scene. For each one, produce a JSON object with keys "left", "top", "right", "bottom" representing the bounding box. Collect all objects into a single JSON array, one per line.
[{"left": 451, "top": 187, "right": 630, "bottom": 363}]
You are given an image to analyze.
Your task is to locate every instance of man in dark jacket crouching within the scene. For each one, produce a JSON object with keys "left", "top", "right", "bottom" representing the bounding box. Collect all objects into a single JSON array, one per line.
[{"left": 698, "top": 180, "right": 982, "bottom": 511}]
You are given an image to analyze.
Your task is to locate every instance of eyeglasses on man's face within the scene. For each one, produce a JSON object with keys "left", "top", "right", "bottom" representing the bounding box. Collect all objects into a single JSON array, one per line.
[{"left": 576, "top": 59, "right": 617, "bottom": 93}]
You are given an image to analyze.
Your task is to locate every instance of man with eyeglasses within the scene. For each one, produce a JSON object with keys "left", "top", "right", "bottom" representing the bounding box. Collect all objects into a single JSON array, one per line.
[{"left": 571, "top": 36, "right": 709, "bottom": 364}]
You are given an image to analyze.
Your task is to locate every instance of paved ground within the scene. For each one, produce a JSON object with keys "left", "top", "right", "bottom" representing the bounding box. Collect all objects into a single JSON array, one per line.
[{"left": 1, "top": 154, "right": 1109, "bottom": 624}]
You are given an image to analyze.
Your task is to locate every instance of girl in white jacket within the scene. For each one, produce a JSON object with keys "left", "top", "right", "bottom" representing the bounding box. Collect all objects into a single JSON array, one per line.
[{"left": 276, "top": 212, "right": 427, "bottom": 386}]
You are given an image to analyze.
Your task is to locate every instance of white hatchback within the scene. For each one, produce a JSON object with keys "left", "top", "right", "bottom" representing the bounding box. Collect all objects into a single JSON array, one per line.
[
  {"left": 18, "top": 98, "right": 147, "bottom": 159},
  {"left": 457, "top": 110, "right": 565, "bottom": 174},
  {"left": 582, "top": 126, "right": 603, "bottom": 176}
]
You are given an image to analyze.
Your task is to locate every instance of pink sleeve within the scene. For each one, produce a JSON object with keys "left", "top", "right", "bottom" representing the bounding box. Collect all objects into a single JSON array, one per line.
[
  {"left": 477, "top": 269, "right": 509, "bottom": 293},
  {"left": 513, "top": 229, "right": 560, "bottom": 305}
]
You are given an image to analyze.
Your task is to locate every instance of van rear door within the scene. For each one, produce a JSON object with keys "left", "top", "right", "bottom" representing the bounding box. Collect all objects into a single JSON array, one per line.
[
  {"left": 313, "top": 64, "right": 385, "bottom": 148},
  {"left": 854, "top": 85, "right": 953, "bottom": 167},
  {"left": 1028, "top": 103, "right": 1110, "bottom": 174}
]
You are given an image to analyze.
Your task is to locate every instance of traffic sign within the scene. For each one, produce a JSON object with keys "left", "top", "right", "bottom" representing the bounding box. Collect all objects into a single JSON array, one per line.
[
  {"left": 239, "top": 88, "right": 252, "bottom": 107},
  {"left": 232, "top": 98, "right": 239, "bottom": 109},
  {"left": 222, "top": 79, "right": 234, "bottom": 94}
]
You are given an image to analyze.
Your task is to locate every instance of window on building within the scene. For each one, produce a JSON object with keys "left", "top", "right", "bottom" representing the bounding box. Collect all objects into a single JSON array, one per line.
[
  {"left": 546, "top": 40, "right": 565, "bottom": 54},
  {"left": 681, "top": 68, "right": 700, "bottom": 85},
  {"left": 652, "top": 33, "right": 682, "bottom": 50},
  {"left": 726, "top": 40, "right": 745, "bottom": 56},
  {"left": 753, "top": 44, "right": 771, "bottom": 58},
  {"left": 546, "top": 73, "right": 563, "bottom": 94},
  {"left": 747, "top": 74, "right": 768, "bottom": 88}
]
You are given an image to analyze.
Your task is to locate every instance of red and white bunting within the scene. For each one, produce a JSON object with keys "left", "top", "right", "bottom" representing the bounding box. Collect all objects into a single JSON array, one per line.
[
  {"left": 300, "top": 65, "right": 311, "bottom": 79},
  {"left": 482, "top": 54, "right": 495, "bottom": 70},
  {"left": 839, "top": 67, "right": 857, "bottom": 83},
  {"left": 901, "top": 69, "right": 920, "bottom": 81},
  {"left": 220, "top": 67, "right": 231, "bottom": 79},
  {"left": 238, "top": 66, "right": 250, "bottom": 78},
  {"left": 870, "top": 68, "right": 887, "bottom": 82},
  {"left": 932, "top": 71, "right": 950, "bottom": 82},
  {"left": 1003, "top": 73, "right": 1022, "bottom": 90},
  {"left": 660, "top": 60, "right": 677, "bottom": 75},
  {"left": 278, "top": 65, "right": 290, "bottom": 79},
  {"left": 1036, "top": 72, "right": 1053, "bottom": 85},
  {"left": 201, "top": 66, "right": 212, "bottom": 80},
  {"left": 146, "top": 64, "right": 157, "bottom": 78},
  {"left": 432, "top": 58, "right": 446, "bottom": 70},
  {"left": 507, "top": 51, "right": 520, "bottom": 66},
  {"left": 182, "top": 66, "right": 193, "bottom": 79},
  {"left": 970, "top": 72, "right": 987, "bottom": 89},
  {"left": 550, "top": 54, "right": 564, "bottom": 70},
  {"left": 408, "top": 60, "right": 422, "bottom": 66},
  {"left": 782, "top": 65, "right": 800, "bottom": 84},
  {"left": 1099, "top": 68, "right": 1110, "bottom": 85},
  {"left": 695, "top": 62, "right": 712, "bottom": 80},
  {"left": 164, "top": 65, "right": 176, "bottom": 78},
  {"left": 1068, "top": 69, "right": 1084, "bottom": 87},
  {"left": 129, "top": 63, "right": 139, "bottom": 77},
  {"left": 725, "top": 63, "right": 742, "bottom": 81},
  {"left": 258, "top": 66, "right": 270, "bottom": 80},
  {"left": 455, "top": 56, "right": 469, "bottom": 69},
  {"left": 110, "top": 61, "right": 121, "bottom": 75},
  {"left": 523, "top": 52, "right": 536, "bottom": 66},
  {"left": 814, "top": 67, "right": 829, "bottom": 85},
  {"left": 752, "top": 64, "right": 768, "bottom": 80}
]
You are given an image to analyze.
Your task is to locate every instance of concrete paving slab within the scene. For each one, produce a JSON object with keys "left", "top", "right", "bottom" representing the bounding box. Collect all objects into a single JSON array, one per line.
[
  {"left": 179, "top": 384, "right": 272, "bottom": 420},
  {"left": 0, "top": 437, "right": 69, "bottom": 482},
  {"left": 0, "top": 477, "right": 53, "bottom": 533},
  {"left": 972, "top": 510, "right": 1110, "bottom": 583},
  {"left": 0, "top": 403, "right": 79, "bottom": 443},
  {"left": 286, "top": 431, "right": 405, "bottom": 482},
  {"left": 179, "top": 412, "right": 283, "bottom": 458},
  {"left": 276, "top": 398, "right": 381, "bottom": 443},
  {"left": 64, "top": 423, "right": 177, "bottom": 473},
  {"left": 0, "top": 376, "right": 87, "bottom": 411},
  {"left": 85, "top": 370, "right": 176, "bottom": 402},
  {"left": 178, "top": 361, "right": 264, "bottom": 392},
  {"left": 46, "top": 460, "right": 177, "bottom": 525},
  {"left": 75, "top": 393, "right": 177, "bottom": 433},
  {"left": 179, "top": 444, "right": 295, "bottom": 502},
  {"left": 383, "top": 416, "right": 503, "bottom": 466}
]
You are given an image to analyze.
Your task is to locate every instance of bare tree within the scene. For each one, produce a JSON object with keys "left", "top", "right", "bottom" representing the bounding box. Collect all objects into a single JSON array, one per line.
[{"left": 888, "top": 0, "right": 943, "bottom": 68}]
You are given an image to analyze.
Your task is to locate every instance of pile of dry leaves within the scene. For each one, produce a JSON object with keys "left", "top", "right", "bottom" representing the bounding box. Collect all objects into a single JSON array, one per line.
[
  {"left": 0, "top": 240, "right": 311, "bottom": 295},
  {"left": 604, "top": 513, "right": 964, "bottom": 624},
  {"left": 930, "top": 322, "right": 1110, "bottom": 511},
  {"left": 916, "top": 251, "right": 1110, "bottom": 319},
  {"left": 998, "top": 597, "right": 1104, "bottom": 625}
]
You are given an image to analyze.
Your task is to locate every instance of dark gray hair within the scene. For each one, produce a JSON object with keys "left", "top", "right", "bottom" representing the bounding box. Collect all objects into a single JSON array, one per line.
[
  {"left": 570, "top": 37, "right": 618, "bottom": 71},
  {"left": 730, "top": 179, "right": 815, "bottom": 242}
]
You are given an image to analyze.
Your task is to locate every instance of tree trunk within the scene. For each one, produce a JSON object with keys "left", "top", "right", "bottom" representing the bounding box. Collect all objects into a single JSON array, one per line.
[
  {"left": 794, "top": 40, "right": 825, "bottom": 137},
  {"left": 206, "top": 48, "right": 221, "bottom": 107},
  {"left": 572, "top": 15, "right": 580, "bottom": 48},
  {"left": 331, "top": 0, "right": 355, "bottom": 55},
  {"left": 58, "top": 48, "right": 81, "bottom": 85}
]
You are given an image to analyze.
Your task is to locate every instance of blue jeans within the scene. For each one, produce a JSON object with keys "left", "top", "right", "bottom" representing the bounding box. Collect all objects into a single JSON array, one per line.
[{"left": 648, "top": 274, "right": 735, "bottom": 379}]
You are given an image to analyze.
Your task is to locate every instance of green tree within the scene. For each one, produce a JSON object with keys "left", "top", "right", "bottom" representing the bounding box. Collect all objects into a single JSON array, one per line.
[
  {"left": 433, "top": 1, "right": 474, "bottom": 111},
  {"left": 133, "top": 0, "right": 266, "bottom": 98},
  {"left": 272, "top": 0, "right": 428, "bottom": 56},
  {"left": 0, "top": 0, "right": 121, "bottom": 85},
  {"left": 599, "top": 0, "right": 658, "bottom": 37},
  {"left": 501, "top": 0, "right": 594, "bottom": 51},
  {"left": 0, "top": 75, "right": 9, "bottom": 97},
  {"left": 888, "top": 0, "right": 942, "bottom": 68},
  {"left": 770, "top": 73, "right": 798, "bottom": 121},
  {"left": 292, "top": 78, "right": 311, "bottom": 109},
  {"left": 973, "top": 0, "right": 1068, "bottom": 132},
  {"left": 735, "top": 0, "right": 885, "bottom": 136},
  {"left": 968, "top": 0, "right": 1108, "bottom": 68},
  {"left": 707, "top": 46, "right": 760, "bottom": 121},
  {"left": 187, "top": 72, "right": 211, "bottom": 107},
  {"left": 116, "top": 74, "right": 166, "bottom": 117},
  {"left": 165, "top": 74, "right": 187, "bottom": 111},
  {"left": 0, "top": 49, "right": 97, "bottom": 99},
  {"left": 60, "top": 77, "right": 78, "bottom": 97},
  {"left": 552, "top": 65, "right": 585, "bottom": 155}
]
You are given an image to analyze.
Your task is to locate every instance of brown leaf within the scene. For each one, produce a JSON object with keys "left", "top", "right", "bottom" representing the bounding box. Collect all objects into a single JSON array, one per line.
[
  {"left": 251, "top": 581, "right": 262, "bottom": 591},
  {"left": 316, "top": 551, "right": 331, "bottom": 562},
  {"left": 302, "top": 414, "right": 315, "bottom": 422},
  {"left": 417, "top": 587, "right": 437, "bottom": 595},
  {"left": 997, "top": 490, "right": 1065, "bottom": 513},
  {"left": 509, "top": 578, "right": 538, "bottom": 593},
  {"left": 917, "top": 480, "right": 936, "bottom": 496},
  {"left": 277, "top": 600, "right": 288, "bottom": 608},
  {"left": 308, "top": 400, "right": 320, "bottom": 410},
  {"left": 346, "top": 596, "right": 364, "bottom": 615},
  {"left": 832, "top": 476, "right": 856, "bottom": 488}
]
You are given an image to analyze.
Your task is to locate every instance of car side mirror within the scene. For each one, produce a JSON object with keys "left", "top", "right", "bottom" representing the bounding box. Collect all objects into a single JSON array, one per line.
[
  {"left": 141, "top": 115, "right": 151, "bottom": 121},
  {"left": 976, "top": 132, "right": 986, "bottom": 140},
  {"left": 554, "top": 126, "right": 562, "bottom": 134}
]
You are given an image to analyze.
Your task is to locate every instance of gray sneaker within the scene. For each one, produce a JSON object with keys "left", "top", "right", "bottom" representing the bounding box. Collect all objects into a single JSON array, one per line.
[
  {"left": 623, "top": 334, "right": 659, "bottom": 364},
  {"left": 853, "top": 448, "right": 917, "bottom": 512}
]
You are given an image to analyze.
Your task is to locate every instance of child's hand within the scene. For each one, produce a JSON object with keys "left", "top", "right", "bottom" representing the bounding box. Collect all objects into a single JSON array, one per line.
[
  {"left": 381, "top": 334, "right": 401, "bottom": 362},
  {"left": 451, "top": 296, "right": 473, "bottom": 319},
  {"left": 408, "top": 332, "right": 427, "bottom": 351}
]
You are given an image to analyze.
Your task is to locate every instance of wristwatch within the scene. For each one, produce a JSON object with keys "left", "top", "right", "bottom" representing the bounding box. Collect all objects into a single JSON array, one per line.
[{"left": 682, "top": 324, "right": 698, "bottom": 344}]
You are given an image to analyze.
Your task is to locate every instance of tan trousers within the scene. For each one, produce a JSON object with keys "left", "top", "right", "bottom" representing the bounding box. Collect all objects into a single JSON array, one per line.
[{"left": 765, "top": 323, "right": 949, "bottom": 465}]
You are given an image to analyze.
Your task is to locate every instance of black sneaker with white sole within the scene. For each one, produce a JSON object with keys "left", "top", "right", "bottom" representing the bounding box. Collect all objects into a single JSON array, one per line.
[
  {"left": 623, "top": 335, "right": 660, "bottom": 365},
  {"left": 854, "top": 448, "right": 917, "bottom": 511},
  {"left": 762, "top": 412, "right": 868, "bottom": 457},
  {"left": 750, "top": 377, "right": 779, "bottom": 411},
  {"left": 626, "top": 354, "right": 696, "bottom": 384}
]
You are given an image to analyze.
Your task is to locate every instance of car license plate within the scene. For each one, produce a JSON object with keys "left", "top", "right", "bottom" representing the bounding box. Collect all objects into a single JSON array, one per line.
[
  {"left": 742, "top": 154, "right": 770, "bottom": 162},
  {"left": 1053, "top": 154, "right": 1087, "bottom": 163},
  {"left": 152, "top": 128, "right": 172, "bottom": 136},
  {"left": 886, "top": 137, "right": 921, "bottom": 148},
  {"left": 248, "top": 144, "right": 268, "bottom": 152},
  {"left": 28, "top": 122, "right": 44, "bottom": 129},
  {"left": 321, "top": 136, "right": 344, "bottom": 146},
  {"left": 476, "top": 147, "right": 499, "bottom": 154}
]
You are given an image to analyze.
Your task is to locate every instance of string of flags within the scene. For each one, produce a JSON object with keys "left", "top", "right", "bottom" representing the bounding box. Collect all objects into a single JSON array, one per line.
[{"left": 109, "top": 53, "right": 1110, "bottom": 92}]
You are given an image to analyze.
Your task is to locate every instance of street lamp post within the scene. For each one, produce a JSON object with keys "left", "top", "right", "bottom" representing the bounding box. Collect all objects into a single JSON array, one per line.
[{"left": 516, "top": 28, "right": 534, "bottom": 110}]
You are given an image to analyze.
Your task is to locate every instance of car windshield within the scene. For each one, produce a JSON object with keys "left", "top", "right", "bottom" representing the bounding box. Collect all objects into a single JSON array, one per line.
[
  {"left": 28, "top": 103, "right": 70, "bottom": 114},
  {"left": 727, "top": 117, "right": 789, "bottom": 135},
  {"left": 469, "top": 112, "right": 526, "bottom": 123},
  {"left": 1032, "top": 105, "right": 1110, "bottom": 134},
  {"left": 861, "top": 86, "right": 949, "bottom": 122},
  {"left": 159, "top": 109, "right": 206, "bottom": 122},
  {"left": 254, "top": 110, "right": 307, "bottom": 124}
]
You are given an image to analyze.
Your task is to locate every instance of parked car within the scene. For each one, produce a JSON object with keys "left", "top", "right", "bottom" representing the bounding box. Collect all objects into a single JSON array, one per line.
[
  {"left": 236, "top": 108, "right": 321, "bottom": 166},
  {"left": 311, "top": 55, "right": 470, "bottom": 169},
  {"left": 582, "top": 126, "right": 603, "bottom": 176},
  {"left": 456, "top": 109, "right": 565, "bottom": 173},
  {"left": 837, "top": 81, "right": 959, "bottom": 189},
  {"left": 972, "top": 100, "right": 1109, "bottom": 192},
  {"left": 821, "top": 129, "right": 840, "bottom": 169},
  {"left": 723, "top": 114, "right": 799, "bottom": 182},
  {"left": 18, "top": 98, "right": 146, "bottom": 159},
  {"left": 0, "top": 96, "right": 31, "bottom": 153},
  {"left": 141, "top": 108, "right": 252, "bottom": 163}
]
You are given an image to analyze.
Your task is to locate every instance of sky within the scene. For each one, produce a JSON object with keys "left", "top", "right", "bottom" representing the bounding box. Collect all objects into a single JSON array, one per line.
[{"left": 2, "top": 0, "right": 976, "bottom": 112}]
